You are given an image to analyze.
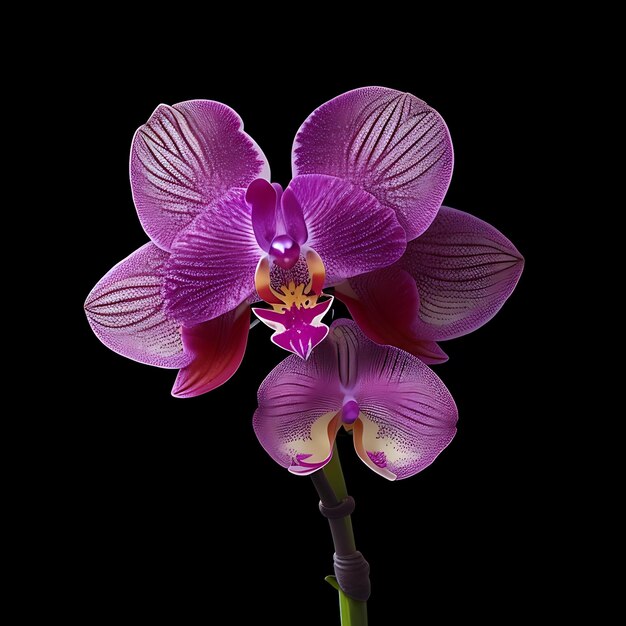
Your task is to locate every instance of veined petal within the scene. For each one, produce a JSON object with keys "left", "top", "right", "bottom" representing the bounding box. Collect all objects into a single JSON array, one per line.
[
  {"left": 287, "top": 174, "right": 406, "bottom": 285},
  {"left": 172, "top": 304, "right": 250, "bottom": 398},
  {"left": 163, "top": 189, "right": 261, "bottom": 325},
  {"left": 84, "top": 243, "right": 190, "bottom": 368},
  {"left": 335, "top": 269, "right": 448, "bottom": 364},
  {"left": 131, "top": 100, "right": 270, "bottom": 250},
  {"left": 292, "top": 87, "right": 453, "bottom": 240},
  {"left": 329, "top": 321, "right": 457, "bottom": 480},
  {"left": 401, "top": 206, "right": 524, "bottom": 340},
  {"left": 253, "top": 341, "right": 344, "bottom": 474}
]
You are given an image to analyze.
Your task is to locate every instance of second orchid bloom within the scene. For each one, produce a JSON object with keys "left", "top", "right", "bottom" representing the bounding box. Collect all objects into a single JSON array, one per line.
[{"left": 255, "top": 320, "right": 458, "bottom": 480}]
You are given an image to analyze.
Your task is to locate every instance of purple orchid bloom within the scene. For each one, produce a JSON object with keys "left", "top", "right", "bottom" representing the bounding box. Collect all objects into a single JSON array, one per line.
[
  {"left": 254, "top": 319, "right": 458, "bottom": 480},
  {"left": 86, "top": 88, "right": 516, "bottom": 396},
  {"left": 86, "top": 93, "right": 436, "bottom": 397},
  {"left": 291, "top": 88, "right": 524, "bottom": 362}
]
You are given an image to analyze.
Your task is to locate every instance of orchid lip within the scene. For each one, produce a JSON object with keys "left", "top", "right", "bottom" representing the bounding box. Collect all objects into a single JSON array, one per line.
[{"left": 254, "top": 240, "right": 331, "bottom": 359}]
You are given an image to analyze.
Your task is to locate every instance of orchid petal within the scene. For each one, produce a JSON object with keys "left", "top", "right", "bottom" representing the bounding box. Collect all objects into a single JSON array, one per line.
[
  {"left": 288, "top": 412, "right": 341, "bottom": 475},
  {"left": 293, "top": 87, "right": 453, "bottom": 240},
  {"left": 246, "top": 178, "right": 277, "bottom": 252},
  {"left": 163, "top": 189, "right": 261, "bottom": 325},
  {"left": 401, "top": 206, "right": 524, "bottom": 340},
  {"left": 287, "top": 174, "right": 406, "bottom": 285},
  {"left": 84, "top": 243, "right": 190, "bottom": 368},
  {"left": 335, "top": 269, "right": 448, "bottom": 364},
  {"left": 172, "top": 304, "right": 250, "bottom": 398},
  {"left": 131, "top": 100, "right": 270, "bottom": 250},
  {"left": 253, "top": 341, "right": 344, "bottom": 474},
  {"left": 329, "top": 321, "right": 457, "bottom": 480}
]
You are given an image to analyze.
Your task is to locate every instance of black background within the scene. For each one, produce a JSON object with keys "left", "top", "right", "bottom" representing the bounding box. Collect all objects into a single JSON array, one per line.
[{"left": 68, "top": 52, "right": 542, "bottom": 624}]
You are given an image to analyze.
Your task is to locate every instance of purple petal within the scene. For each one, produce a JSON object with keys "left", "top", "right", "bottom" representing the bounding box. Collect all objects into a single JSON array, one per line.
[
  {"left": 335, "top": 268, "right": 448, "bottom": 364},
  {"left": 401, "top": 206, "right": 524, "bottom": 340},
  {"left": 252, "top": 297, "right": 333, "bottom": 359},
  {"left": 328, "top": 320, "right": 457, "bottom": 480},
  {"left": 253, "top": 338, "right": 344, "bottom": 474},
  {"left": 287, "top": 175, "right": 406, "bottom": 285},
  {"left": 280, "top": 187, "right": 308, "bottom": 244},
  {"left": 163, "top": 189, "right": 262, "bottom": 325},
  {"left": 131, "top": 100, "right": 270, "bottom": 251},
  {"left": 293, "top": 87, "right": 453, "bottom": 240},
  {"left": 271, "top": 324, "right": 329, "bottom": 360},
  {"left": 246, "top": 178, "right": 277, "bottom": 252},
  {"left": 172, "top": 304, "right": 249, "bottom": 398},
  {"left": 84, "top": 243, "right": 191, "bottom": 368}
]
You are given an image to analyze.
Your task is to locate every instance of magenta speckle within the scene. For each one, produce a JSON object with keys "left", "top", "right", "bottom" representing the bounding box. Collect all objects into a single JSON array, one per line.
[{"left": 367, "top": 450, "right": 387, "bottom": 468}]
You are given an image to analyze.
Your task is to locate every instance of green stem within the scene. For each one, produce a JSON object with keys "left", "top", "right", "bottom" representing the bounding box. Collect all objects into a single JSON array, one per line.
[
  {"left": 324, "top": 443, "right": 349, "bottom": 498},
  {"left": 311, "top": 443, "right": 369, "bottom": 626},
  {"left": 325, "top": 576, "right": 368, "bottom": 626}
]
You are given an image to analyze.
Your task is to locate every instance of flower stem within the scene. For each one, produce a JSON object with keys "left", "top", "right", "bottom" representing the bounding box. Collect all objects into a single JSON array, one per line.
[{"left": 310, "top": 443, "right": 369, "bottom": 626}]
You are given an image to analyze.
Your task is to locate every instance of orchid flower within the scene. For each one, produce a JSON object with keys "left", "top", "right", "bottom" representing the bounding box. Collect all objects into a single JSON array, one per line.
[
  {"left": 254, "top": 319, "right": 457, "bottom": 480},
  {"left": 85, "top": 88, "right": 456, "bottom": 397},
  {"left": 84, "top": 88, "right": 523, "bottom": 626},
  {"left": 291, "top": 88, "right": 524, "bottom": 362}
]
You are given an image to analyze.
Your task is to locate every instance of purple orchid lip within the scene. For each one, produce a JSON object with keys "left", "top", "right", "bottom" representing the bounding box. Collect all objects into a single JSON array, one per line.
[{"left": 253, "top": 297, "right": 334, "bottom": 360}]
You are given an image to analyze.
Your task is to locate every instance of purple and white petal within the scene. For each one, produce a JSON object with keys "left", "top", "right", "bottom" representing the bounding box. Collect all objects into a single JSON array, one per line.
[
  {"left": 293, "top": 87, "right": 453, "bottom": 240},
  {"left": 163, "top": 189, "right": 262, "bottom": 325},
  {"left": 287, "top": 174, "right": 406, "bottom": 285},
  {"left": 131, "top": 100, "right": 270, "bottom": 250},
  {"left": 329, "top": 321, "right": 457, "bottom": 480},
  {"left": 253, "top": 339, "right": 344, "bottom": 475},
  {"left": 401, "top": 206, "right": 524, "bottom": 341},
  {"left": 84, "top": 243, "right": 191, "bottom": 368}
]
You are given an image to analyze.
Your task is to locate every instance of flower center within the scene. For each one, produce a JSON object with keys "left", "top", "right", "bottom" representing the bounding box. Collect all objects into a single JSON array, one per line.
[
  {"left": 269, "top": 234, "right": 301, "bottom": 270},
  {"left": 247, "top": 178, "right": 332, "bottom": 360},
  {"left": 342, "top": 400, "right": 360, "bottom": 425}
]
